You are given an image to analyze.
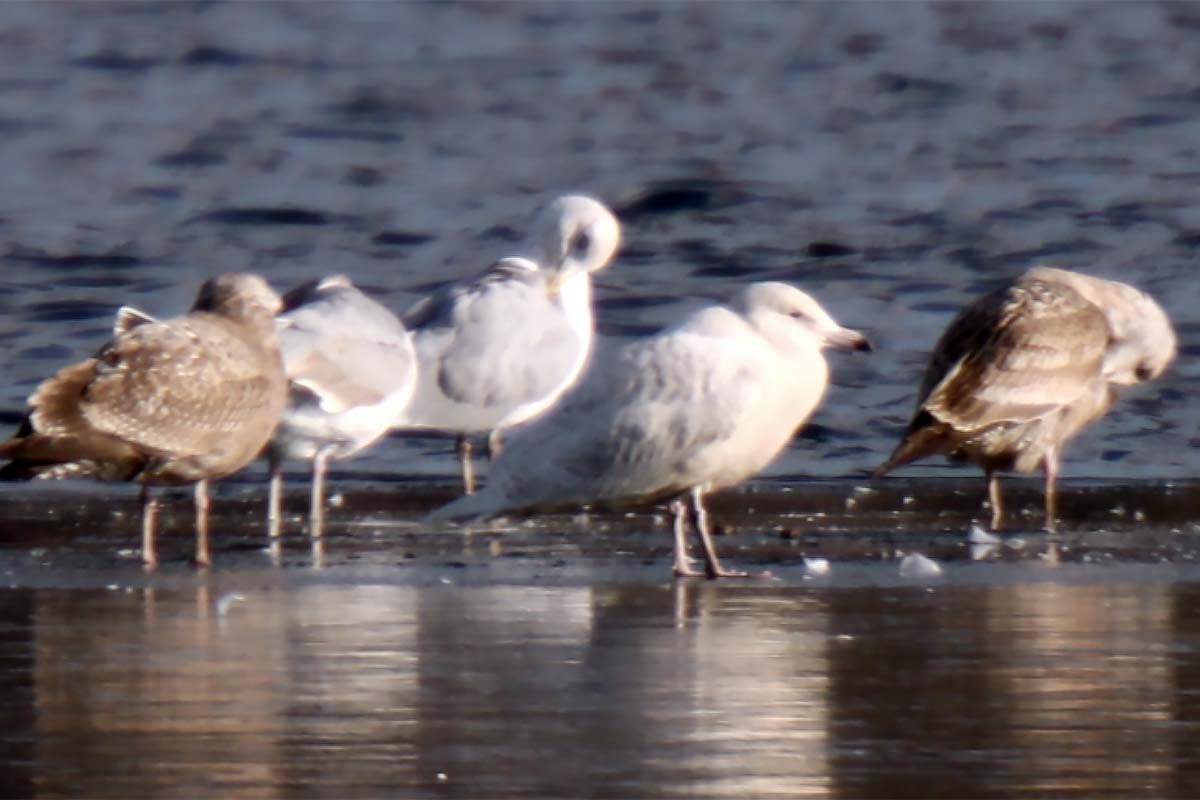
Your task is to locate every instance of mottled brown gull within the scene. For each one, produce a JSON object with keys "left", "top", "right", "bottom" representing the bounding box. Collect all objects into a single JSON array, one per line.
[
  {"left": 398, "top": 194, "right": 621, "bottom": 494},
  {"left": 875, "top": 266, "right": 1176, "bottom": 531},
  {"left": 266, "top": 274, "right": 416, "bottom": 538},
  {"left": 426, "top": 282, "right": 871, "bottom": 579},
  {"left": 0, "top": 273, "right": 287, "bottom": 566}
]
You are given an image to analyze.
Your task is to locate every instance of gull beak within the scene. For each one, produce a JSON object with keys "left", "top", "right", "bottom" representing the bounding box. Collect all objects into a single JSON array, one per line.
[
  {"left": 545, "top": 271, "right": 563, "bottom": 298},
  {"left": 827, "top": 327, "right": 873, "bottom": 352},
  {"left": 544, "top": 248, "right": 572, "bottom": 298}
]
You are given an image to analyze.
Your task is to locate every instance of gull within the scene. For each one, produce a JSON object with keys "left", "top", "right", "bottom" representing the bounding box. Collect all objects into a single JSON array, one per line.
[
  {"left": 0, "top": 273, "right": 287, "bottom": 566},
  {"left": 426, "top": 282, "right": 872, "bottom": 578},
  {"left": 265, "top": 274, "right": 417, "bottom": 538},
  {"left": 399, "top": 194, "right": 621, "bottom": 493},
  {"left": 875, "top": 266, "right": 1176, "bottom": 531}
]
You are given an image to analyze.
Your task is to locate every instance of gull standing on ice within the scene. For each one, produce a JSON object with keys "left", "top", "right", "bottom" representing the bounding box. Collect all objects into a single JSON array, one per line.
[
  {"left": 875, "top": 266, "right": 1176, "bottom": 531},
  {"left": 0, "top": 273, "right": 288, "bottom": 566},
  {"left": 399, "top": 194, "right": 621, "bottom": 493},
  {"left": 266, "top": 275, "right": 417, "bottom": 538},
  {"left": 426, "top": 282, "right": 872, "bottom": 578}
]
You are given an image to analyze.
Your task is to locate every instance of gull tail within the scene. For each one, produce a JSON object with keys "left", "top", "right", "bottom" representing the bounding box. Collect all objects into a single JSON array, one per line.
[
  {"left": 423, "top": 486, "right": 507, "bottom": 527},
  {"left": 873, "top": 413, "right": 949, "bottom": 478},
  {"left": 871, "top": 449, "right": 908, "bottom": 479}
]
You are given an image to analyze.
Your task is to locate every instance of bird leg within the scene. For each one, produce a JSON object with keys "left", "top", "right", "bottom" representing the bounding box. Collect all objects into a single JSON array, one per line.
[
  {"left": 487, "top": 429, "right": 504, "bottom": 460},
  {"left": 141, "top": 484, "right": 159, "bottom": 568},
  {"left": 669, "top": 497, "right": 704, "bottom": 578},
  {"left": 689, "top": 487, "right": 748, "bottom": 579},
  {"left": 194, "top": 479, "right": 212, "bottom": 568},
  {"left": 987, "top": 470, "right": 1004, "bottom": 531},
  {"left": 311, "top": 535, "right": 326, "bottom": 569},
  {"left": 457, "top": 434, "right": 476, "bottom": 494},
  {"left": 1043, "top": 449, "right": 1059, "bottom": 534},
  {"left": 267, "top": 457, "right": 284, "bottom": 539},
  {"left": 310, "top": 447, "right": 331, "bottom": 538}
]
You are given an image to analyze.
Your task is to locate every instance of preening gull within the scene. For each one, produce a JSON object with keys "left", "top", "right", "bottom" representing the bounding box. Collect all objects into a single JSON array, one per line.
[
  {"left": 399, "top": 194, "right": 621, "bottom": 493},
  {"left": 266, "top": 274, "right": 417, "bottom": 538},
  {"left": 875, "top": 266, "right": 1176, "bottom": 531},
  {"left": 426, "top": 281, "right": 872, "bottom": 578},
  {"left": 0, "top": 273, "right": 288, "bottom": 566}
]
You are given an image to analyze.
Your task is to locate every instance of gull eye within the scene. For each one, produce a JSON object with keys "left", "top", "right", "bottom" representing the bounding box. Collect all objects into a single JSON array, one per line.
[{"left": 571, "top": 231, "right": 592, "bottom": 254}]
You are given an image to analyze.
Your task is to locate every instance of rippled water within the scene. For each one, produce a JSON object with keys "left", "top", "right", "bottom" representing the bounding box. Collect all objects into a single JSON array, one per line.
[
  {"left": 0, "top": 2, "right": 1199, "bottom": 797},
  {"left": 0, "top": 0, "right": 1195, "bottom": 483}
]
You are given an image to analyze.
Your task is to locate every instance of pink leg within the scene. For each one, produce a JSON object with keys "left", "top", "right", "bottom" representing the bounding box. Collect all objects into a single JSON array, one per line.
[
  {"left": 141, "top": 484, "right": 158, "bottom": 568},
  {"left": 457, "top": 435, "right": 475, "bottom": 495},
  {"left": 689, "top": 488, "right": 748, "bottom": 580},
  {"left": 1043, "top": 449, "right": 1059, "bottom": 533},
  {"left": 310, "top": 448, "right": 330, "bottom": 538},
  {"left": 194, "top": 479, "right": 212, "bottom": 568},
  {"left": 987, "top": 470, "right": 1004, "bottom": 531},
  {"left": 670, "top": 497, "right": 704, "bottom": 578},
  {"left": 267, "top": 457, "right": 284, "bottom": 539}
]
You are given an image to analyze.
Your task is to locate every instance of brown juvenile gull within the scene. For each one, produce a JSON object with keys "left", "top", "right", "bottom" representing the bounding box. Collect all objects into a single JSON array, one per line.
[
  {"left": 266, "top": 274, "right": 417, "bottom": 538},
  {"left": 398, "top": 194, "right": 621, "bottom": 494},
  {"left": 425, "top": 282, "right": 871, "bottom": 579},
  {"left": 875, "top": 266, "right": 1176, "bottom": 532},
  {"left": 0, "top": 273, "right": 287, "bottom": 566}
]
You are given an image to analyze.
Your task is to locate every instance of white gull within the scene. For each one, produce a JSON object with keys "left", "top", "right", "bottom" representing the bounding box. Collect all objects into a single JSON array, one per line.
[
  {"left": 426, "top": 281, "right": 871, "bottom": 578},
  {"left": 398, "top": 194, "right": 621, "bottom": 493},
  {"left": 267, "top": 274, "right": 417, "bottom": 538}
]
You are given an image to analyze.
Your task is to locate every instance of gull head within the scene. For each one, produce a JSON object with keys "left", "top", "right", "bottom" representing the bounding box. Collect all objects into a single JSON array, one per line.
[
  {"left": 534, "top": 194, "right": 621, "bottom": 277},
  {"left": 192, "top": 272, "right": 283, "bottom": 322},
  {"left": 732, "top": 282, "right": 872, "bottom": 354},
  {"left": 1100, "top": 281, "right": 1176, "bottom": 385},
  {"left": 1029, "top": 266, "right": 1176, "bottom": 385}
]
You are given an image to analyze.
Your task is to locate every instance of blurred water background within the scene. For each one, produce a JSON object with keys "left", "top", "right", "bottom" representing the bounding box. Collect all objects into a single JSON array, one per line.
[{"left": 0, "top": 0, "right": 1195, "bottom": 484}]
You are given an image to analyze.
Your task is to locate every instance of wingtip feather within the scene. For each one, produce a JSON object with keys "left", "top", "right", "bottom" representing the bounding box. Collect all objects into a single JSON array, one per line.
[{"left": 422, "top": 487, "right": 507, "bottom": 527}]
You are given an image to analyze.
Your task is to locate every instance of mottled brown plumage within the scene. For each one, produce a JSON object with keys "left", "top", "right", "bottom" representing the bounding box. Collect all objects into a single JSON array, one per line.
[
  {"left": 0, "top": 273, "right": 288, "bottom": 566},
  {"left": 876, "top": 266, "right": 1176, "bottom": 531}
]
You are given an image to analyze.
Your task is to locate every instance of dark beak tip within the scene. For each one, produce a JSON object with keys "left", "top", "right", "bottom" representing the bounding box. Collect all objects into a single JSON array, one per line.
[{"left": 855, "top": 336, "right": 874, "bottom": 353}]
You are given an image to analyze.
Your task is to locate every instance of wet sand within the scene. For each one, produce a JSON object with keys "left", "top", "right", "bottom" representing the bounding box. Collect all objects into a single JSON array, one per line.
[{"left": 2, "top": 477, "right": 1198, "bottom": 585}]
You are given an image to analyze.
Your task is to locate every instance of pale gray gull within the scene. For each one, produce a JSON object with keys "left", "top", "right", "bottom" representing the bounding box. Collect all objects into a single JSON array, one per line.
[
  {"left": 426, "top": 281, "right": 872, "bottom": 578},
  {"left": 875, "top": 266, "right": 1176, "bottom": 531},
  {"left": 0, "top": 273, "right": 287, "bottom": 567},
  {"left": 399, "top": 194, "right": 621, "bottom": 493},
  {"left": 266, "top": 274, "right": 417, "bottom": 538}
]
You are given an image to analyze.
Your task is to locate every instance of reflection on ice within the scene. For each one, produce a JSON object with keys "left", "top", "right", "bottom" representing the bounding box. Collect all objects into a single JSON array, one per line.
[{"left": 1, "top": 577, "right": 1196, "bottom": 798}]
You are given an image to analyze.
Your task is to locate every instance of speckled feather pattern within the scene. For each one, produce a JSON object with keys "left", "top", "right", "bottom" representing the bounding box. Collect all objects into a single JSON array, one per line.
[
  {"left": 880, "top": 267, "right": 1175, "bottom": 476},
  {"left": 81, "top": 315, "right": 285, "bottom": 477},
  {"left": 1, "top": 274, "right": 287, "bottom": 486}
]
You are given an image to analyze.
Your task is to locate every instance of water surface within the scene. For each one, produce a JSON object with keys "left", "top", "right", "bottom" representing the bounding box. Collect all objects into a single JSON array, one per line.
[{"left": 4, "top": 561, "right": 1200, "bottom": 799}]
